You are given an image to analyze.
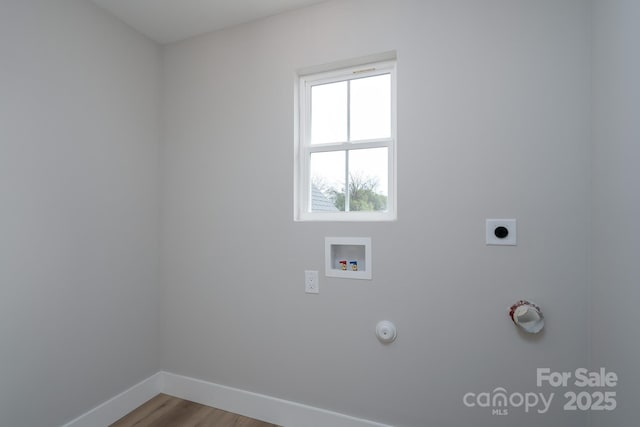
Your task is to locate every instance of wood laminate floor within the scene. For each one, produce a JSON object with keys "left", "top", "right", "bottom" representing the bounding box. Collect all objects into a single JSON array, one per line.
[{"left": 110, "top": 394, "right": 280, "bottom": 427}]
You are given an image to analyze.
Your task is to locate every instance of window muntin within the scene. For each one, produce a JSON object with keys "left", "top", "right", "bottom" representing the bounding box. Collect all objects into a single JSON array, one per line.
[{"left": 297, "top": 60, "right": 396, "bottom": 221}]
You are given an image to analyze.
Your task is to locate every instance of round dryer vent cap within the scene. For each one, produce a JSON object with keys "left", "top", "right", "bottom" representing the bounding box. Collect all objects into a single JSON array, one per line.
[{"left": 509, "top": 300, "right": 544, "bottom": 334}]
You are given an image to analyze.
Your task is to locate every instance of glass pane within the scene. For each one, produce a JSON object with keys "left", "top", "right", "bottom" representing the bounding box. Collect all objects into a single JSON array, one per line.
[
  {"left": 310, "top": 151, "right": 345, "bottom": 212},
  {"left": 349, "top": 74, "right": 391, "bottom": 141},
  {"left": 347, "top": 148, "right": 388, "bottom": 212},
  {"left": 311, "top": 81, "right": 347, "bottom": 144}
]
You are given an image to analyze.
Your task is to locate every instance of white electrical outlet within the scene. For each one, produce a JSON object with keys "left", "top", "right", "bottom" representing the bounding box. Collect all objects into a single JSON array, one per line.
[{"left": 305, "top": 270, "right": 319, "bottom": 294}]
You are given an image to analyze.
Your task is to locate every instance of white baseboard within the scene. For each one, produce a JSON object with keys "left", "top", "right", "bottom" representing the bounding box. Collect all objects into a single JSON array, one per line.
[
  {"left": 161, "top": 371, "right": 393, "bottom": 427},
  {"left": 61, "top": 372, "right": 162, "bottom": 427},
  {"left": 61, "top": 371, "right": 393, "bottom": 427}
]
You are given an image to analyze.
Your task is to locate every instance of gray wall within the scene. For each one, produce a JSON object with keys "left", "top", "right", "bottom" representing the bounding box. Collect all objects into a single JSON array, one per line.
[
  {"left": 591, "top": 1, "right": 640, "bottom": 426},
  {"left": 0, "top": 1, "right": 161, "bottom": 426},
  {"left": 9, "top": 1, "right": 637, "bottom": 426},
  {"left": 161, "top": 1, "right": 591, "bottom": 426}
]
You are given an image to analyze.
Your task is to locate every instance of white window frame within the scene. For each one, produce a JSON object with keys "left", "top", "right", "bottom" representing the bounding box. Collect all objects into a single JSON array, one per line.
[{"left": 295, "top": 60, "right": 397, "bottom": 221}]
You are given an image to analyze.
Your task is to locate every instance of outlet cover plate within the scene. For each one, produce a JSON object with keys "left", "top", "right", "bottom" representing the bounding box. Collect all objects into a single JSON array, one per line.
[
  {"left": 486, "top": 219, "right": 517, "bottom": 246},
  {"left": 305, "top": 270, "right": 319, "bottom": 294}
]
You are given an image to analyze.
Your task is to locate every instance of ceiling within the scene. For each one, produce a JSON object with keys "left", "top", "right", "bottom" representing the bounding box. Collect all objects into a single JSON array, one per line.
[{"left": 89, "top": 0, "right": 327, "bottom": 44}]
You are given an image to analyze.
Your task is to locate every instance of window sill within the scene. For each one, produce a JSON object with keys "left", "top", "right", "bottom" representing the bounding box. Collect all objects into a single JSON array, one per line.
[{"left": 296, "top": 211, "right": 397, "bottom": 222}]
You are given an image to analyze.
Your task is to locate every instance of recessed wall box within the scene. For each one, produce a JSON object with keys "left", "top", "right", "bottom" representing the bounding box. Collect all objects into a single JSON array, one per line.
[{"left": 325, "top": 237, "right": 372, "bottom": 280}]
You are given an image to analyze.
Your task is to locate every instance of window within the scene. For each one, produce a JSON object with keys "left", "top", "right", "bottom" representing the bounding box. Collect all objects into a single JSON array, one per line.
[{"left": 296, "top": 60, "right": 397, "bottom": 221}]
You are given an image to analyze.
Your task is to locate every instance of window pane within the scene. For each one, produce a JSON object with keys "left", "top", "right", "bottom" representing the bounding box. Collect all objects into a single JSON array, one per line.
[
  {"left": 311, "top": 81, "right": 347, "bottom": 144},
  {"left": 310, "top": 151, "right": 345, "bottom": 212},
  {"left": 350, "top": 74, "right": 391, "bottom": 141},
  {"left": 348, "top": 148, "right": 388, "bottom": 212}
]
